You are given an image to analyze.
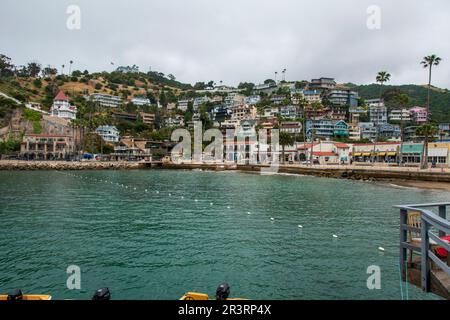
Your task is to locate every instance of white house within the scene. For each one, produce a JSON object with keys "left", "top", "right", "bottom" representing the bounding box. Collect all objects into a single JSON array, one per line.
[
  {"left": 95, "top": 125, "right": 120, "bottom": 143},
  {"left": 50, "top": 91, "right": 77, "bottom": 120},
  {"left": 131, "top": 97, "right": 151, "bottom": 106}
]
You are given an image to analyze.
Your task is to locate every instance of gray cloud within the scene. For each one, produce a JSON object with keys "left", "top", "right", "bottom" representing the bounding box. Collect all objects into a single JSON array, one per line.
[{"left": 1, "top": 0, "right": 450, "bottom": 88}]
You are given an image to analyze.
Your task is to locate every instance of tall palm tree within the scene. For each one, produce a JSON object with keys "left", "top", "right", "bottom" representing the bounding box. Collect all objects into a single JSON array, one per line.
[
  {"left": 376, "top": 71, "right": 391, "bottom": 101},
  {"left": 309, "top": 102, "right": 320, "bottom": 166},
  {"left": 416, "top": 124, "right": 438, "bottom": 169},
  {"left": 421, "top": 55, "right": 442, "bottom": 120},
  {"left": 61, "top": 64, "right": 65, "bottom": 76},
  {"left": 275, "top": 71, "right": 278, "bottom": 83},
  {"left": 69, "top": 60, "right": 73, "bottom": 76},
  {"left": 279, "top": 132, "right": 295, "bottom": 164}
]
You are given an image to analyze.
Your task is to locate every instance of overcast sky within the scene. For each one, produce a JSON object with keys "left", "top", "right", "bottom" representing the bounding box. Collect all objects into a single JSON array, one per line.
[{"left": 2, "top": 0, "right": 450, "bottom": 88}]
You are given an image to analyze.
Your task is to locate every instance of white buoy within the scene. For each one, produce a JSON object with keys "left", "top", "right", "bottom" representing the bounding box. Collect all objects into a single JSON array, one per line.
[
  {"left": 227, "top": 206, "right": 231, "bottom": 209},
  {"left": 169, "top": 193, "right": 172, "bottom": 197},
  {"left": 333, "top": 234, "right": 338, "bottom": 238},
  {"left": 378, "top": 247, "right": 385, "bottom": 252},
  {"left": 298, "top": 225, "right": 303, "bottom": 228},
  {"left": 181, "top": 196, "right": 184, "bottom": 199},
  {"left": 145, "top": 189, "right": 148, "bottom": 192},
  {"left": 247, "top": 212, "right": 251, "bottom": 215},
  {"left": 270, "top": 218, "right": 275, "bottom": 221},
  {"left": 210, "top": 203, "right": 213, "bottom": 206},
  {"left": 195, "top": 199, "right": 198, "bottom": 202},
  {"left": 156, "top": 191, "right": 159, "bottom": 194},
  {"left": 134, "top": 188, "right": 137, "bottom": 190}
]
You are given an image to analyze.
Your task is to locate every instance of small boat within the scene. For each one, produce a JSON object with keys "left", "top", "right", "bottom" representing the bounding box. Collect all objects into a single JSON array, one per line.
[
  {"left": 180, "top": 283, "right": 245, "bottom": 300},
  {"left": 0, "top": 289, "right": 51, "bottom": 300}
]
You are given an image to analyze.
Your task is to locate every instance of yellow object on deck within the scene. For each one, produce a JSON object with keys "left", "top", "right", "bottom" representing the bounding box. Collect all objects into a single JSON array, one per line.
[
  {"left": 387, "top": 152, "right": 397, "bottom": 156},
  {"left": 0, "top": 294, "right": 52, "bottom": 300}
]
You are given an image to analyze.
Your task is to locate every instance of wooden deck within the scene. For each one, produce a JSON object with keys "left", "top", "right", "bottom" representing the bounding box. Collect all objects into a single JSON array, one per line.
[{"left": 406, "top": 260, "right": 450, "bottom": 299}]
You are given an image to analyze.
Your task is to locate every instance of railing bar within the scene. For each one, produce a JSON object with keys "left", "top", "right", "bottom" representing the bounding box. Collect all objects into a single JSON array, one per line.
[
  {"left": 428, "top": 232, "right": 450, "bottom": 251},
  {"left": 401, "top": 242, "right": 421, "bottom": 252},
  {"left": 394, "top": 203, "right": 450, "bottom": 209},
  {"left": 401, "top": 224, "right": 421, "bottom": 233},
  {"left": 422, "top": 215, "right": 450, "bottom": 234},
  {"left": 429, "top": 251, "right": 450, "bottom": 276}
]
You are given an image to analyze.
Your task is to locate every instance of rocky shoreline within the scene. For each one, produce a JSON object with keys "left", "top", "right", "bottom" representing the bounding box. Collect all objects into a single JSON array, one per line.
[{"left": 0, "top": 160, "right": 144, "bottom": 170}]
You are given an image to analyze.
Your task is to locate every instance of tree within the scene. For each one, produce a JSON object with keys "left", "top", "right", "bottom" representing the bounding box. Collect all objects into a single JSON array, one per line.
[
  {"left": 376, "top": 71, "right": 391, "bottom": 100},
  {"left": 69, "top": 60, "right": 74, "bottom": 76},
  {"left": 27, "top": 62, "right": 42, "bottom": 77},
  {"left": 61, "top": 64, "right": 65, "bottom": 75},
  {"left": 42, "top": 65, "right": 58, "bottom": 77},
  {"left": 279, "top": 132, "right": 295, "bottom": 164},
  {"left": 421, "top": 54, "right": 442, "bottom": 120},
  {"left": 416, "top": 124, "right": 438, "bottom": 169},
  {"left": 0, "top": 54, "right": 14, "bottom": 77}
]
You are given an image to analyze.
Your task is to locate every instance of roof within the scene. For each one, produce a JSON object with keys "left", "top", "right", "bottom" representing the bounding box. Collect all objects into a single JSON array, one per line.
[
  {"left": 333, "top": 142, "right": 349, "bottom": 149},
  {"left": 313, "top": 152, "right": 336, "bottom": 157},
  {"left": 54, "top": 90, "right": 69, "bottom": 101}
]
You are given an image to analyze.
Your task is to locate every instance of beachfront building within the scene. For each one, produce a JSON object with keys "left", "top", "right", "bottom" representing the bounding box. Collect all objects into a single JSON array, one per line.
[
  {"left": 427, "top": 142, "right": 450, "bottom": 167},
  {"left": 90, "top": 93, "right": 123, "bottom": 108},
  {"left": 306, "top": 119, "right": 334, "bottom": 139},
  {"left": 131, "top": 97, "right": 151, "bottom": 106},
  {"left": 50, "top": 91, "right": 77, "bottom": 120},
  {"left": 389, "top": 108, "right": 411, "bottom": 122},
  {"left": 95, "top": 125, "right": 120, "bottom": 143},
  {"left": 400, "top": 143, "right": 423, "bottom": 165},
  {"left": 348, "top": 124, "right": 362, "bottom": 141},
  {"left": 409, "top": 107, "right": 428, "bottom": 124},
  {"left": 297, "top": 141, "right": 351, "bottom": 165},
  {"left": 333, "top": 120, "right": 349, "bottom": 138},
  {"left": 177, "top": 99, "right": 192, "bottom": 112},
  {"left": 20, "top": 134, "right": 75, "bottom": 160},
  {"left": 352, "top": 142, "right": 400, "bottom": 163}
]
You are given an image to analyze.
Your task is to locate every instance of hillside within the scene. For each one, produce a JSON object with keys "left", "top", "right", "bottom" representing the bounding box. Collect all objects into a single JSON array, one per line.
[{"left": 345, "top": 83, "right": 450, "bottom": 122}]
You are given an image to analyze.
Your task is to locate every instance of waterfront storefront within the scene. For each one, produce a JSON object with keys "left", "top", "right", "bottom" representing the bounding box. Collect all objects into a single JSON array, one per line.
[
  {"left": 352, "top": 142, "right": 399, "bottom": 163},
  {"left": 401, "top": 143, "right": 422, "bottom": 164}
]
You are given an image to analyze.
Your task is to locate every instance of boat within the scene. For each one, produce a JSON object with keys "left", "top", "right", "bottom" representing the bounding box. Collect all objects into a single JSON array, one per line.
[
  {"left": 0, "top": 289, "right": 51, "bottom": 300},
  {"left": 180, "top": 283, "right": 245, "bottom": 300}
]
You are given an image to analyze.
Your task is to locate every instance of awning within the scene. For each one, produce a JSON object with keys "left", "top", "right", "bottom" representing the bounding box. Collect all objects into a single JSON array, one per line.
[
  {"left": 362, "top": 153, "right": 371, "bottom": 156},
  {"left": 353, "top": 153, "right": 362, "bottom": 156},
  {"left": 387, "top": 152, "right": 397, "bottom": 156},
  {"left": 428, "top": 148, "right": 448, "bottom": 157},
  {"left": 378, "top": 152, "right": 386, "bottom": 156}
]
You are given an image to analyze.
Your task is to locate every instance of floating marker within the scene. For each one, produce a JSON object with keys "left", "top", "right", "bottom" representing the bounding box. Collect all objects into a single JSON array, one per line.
[
  {"left": 181, "top": 196, "right": 184, "bottom": 199},
  {"left": 169, "top": 193, "right": 172, "bottom": 197},
  {"left": 333, "top": 234, "right": 338, "bottom": 238},
  {"left": 145, "top": 189, "right": 148, "bottom": 192},
  {"left": 270, "top": 218, "right": 275, "bottom": 221},
  {"left": 378, "top": 247, "right": 385, "bottom": 252},
  {"left": 298, "top": 225, "right": 303, "bottom": 228},
  {"left": 156, "top": 191, "right": 159, "bottom": 194},
  {"left": 195, "top": 199, "right": 198, "bottom": 202},
  {"left": 227, "top": 206, "right": 231, "bottom": 209},
  {"left": 134, "top": 188, "right": 137, "bottom": 190},
  {"left": 247, "top": 212, "right": 251, "bottom": 215},
  {"left": 210, "top": 202, "right": 214, "bottom": 206}
]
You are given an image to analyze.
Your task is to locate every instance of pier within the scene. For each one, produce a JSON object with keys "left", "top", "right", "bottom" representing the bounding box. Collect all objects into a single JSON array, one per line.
[{"left": 396, "top": 202, "right": 450, "bottom": 299}]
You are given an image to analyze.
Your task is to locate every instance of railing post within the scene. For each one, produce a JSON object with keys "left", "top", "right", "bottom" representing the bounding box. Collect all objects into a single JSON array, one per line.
[
  {"left": 439, "top": 205, "right": 447, "bottom": 237},
  {"left": 400, "top": 209, "right": 408, "bottom": 281},
  {"left": 421, "top": 219, "right": 430, "bottom": 292}
]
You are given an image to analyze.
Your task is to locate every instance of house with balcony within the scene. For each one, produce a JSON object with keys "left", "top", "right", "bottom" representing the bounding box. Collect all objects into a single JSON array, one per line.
[
  {"left": 90, "top": 93, "right": 123, "bottom": 108},
  {"left": 333, "top": 120, "right": 349, "bottom": 138},
  {"left": 369, "top": 105, "right": 388, "bottom": 125},
  {"left": 131, "top": 97, "right": 151, "bottom": 106},
  {"left": 280, "top": 122, "right": 302, "bottom": 135},
  {"left": 50, "top": 91, "right": 77, "bottom": 120},
  {"left": 389, "top": 108, "right": 411, "bottom": 122},
  {"left": 309, "top": 77, "right": 336, "bottom": 91},
  {"left": 303, "top": 90, "right": 322, "bottom": 104},
  {"left": 20, "top": 134, "right": 75, "bottom": 160},
  {"left": 409, "top": 106, "right": 428, "bottom": 124},
  {"left": 279, "top": 105, "right": 299, "bottom": 120},
  {"left": 95, "top": 125, "right": 120, "bottom": 143}
]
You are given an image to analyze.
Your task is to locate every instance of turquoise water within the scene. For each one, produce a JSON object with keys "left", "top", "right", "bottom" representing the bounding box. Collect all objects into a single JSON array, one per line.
[{"left": 0, "top": 170, "right": 448, "bottom": 300}]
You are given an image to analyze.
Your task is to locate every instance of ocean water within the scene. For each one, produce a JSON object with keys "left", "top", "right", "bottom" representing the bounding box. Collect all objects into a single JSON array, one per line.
[{"left": 0, "top": 169, "right": 448, "bottom": 300}]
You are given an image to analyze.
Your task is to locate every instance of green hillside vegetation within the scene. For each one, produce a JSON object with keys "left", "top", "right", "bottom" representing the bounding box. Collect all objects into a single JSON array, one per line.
[{"left": 346, "top": 83, "right": 450, "bottom": 122}]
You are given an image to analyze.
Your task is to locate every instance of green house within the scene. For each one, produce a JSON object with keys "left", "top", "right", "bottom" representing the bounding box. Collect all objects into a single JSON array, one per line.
[
  {"left": 333, "top": 120, "right": 349, "bottom": 138},
  {"left": 401, "top": 143, "right": 423, "bottom": 163}
]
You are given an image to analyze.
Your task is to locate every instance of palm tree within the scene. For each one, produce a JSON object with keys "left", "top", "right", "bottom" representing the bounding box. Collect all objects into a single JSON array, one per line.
[
  {"left": 421, "top": 55, "right": 442, "bottom": 120},
  {"left": 376, "top": 71, "right": 391, "bottom": 101},
  {"left": 416, "top": 124, "right": 438, "bottom": 169},
  {"left": 275, "top": 71, "right": 278, "bottom": 83},
  {"left": 61, "top": 64, "right": 65, "bottom": 76},
  {"left": 69, "top": 60, "right": 73, "bottom": 76},
  {"left": 279, "top": 132, "right": 295, "bottom": 164}
]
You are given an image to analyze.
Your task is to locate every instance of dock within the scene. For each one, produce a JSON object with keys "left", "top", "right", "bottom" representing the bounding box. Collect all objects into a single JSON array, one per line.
[{"left": 396, "top": 202, "right": 450, "bottom": 299}]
